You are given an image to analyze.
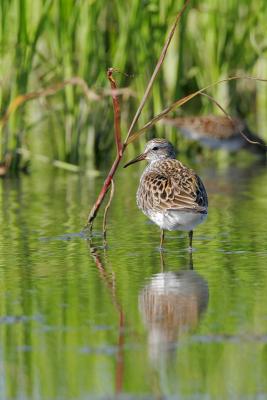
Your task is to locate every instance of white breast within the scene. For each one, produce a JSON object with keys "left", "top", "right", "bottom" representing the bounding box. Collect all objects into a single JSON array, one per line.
[{"left": 147, "top": 209, "right": 207, "bottom": 231}]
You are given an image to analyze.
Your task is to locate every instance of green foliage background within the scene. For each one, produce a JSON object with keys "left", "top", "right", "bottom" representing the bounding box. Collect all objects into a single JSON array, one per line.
[{"left": 1, "top": 0, "right": 267, "bottom": 168}]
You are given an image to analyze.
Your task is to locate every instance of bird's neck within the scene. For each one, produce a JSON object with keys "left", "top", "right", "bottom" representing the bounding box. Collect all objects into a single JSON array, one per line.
[{"left": 147, "top": 157, "right": 175, "bottom": 167}]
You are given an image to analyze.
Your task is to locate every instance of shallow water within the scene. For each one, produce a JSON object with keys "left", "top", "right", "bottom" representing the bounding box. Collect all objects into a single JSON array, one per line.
[{"left": 0, "top": 159, "right": 267, "bottom": 399}]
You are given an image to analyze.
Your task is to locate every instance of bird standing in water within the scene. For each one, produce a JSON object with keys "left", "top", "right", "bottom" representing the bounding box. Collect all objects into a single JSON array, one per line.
[{"left": 124, "top": 139, "right": 208, "bottom": 249}]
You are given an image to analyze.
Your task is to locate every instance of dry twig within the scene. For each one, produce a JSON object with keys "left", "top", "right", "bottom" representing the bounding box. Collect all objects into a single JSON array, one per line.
[
  {"left": 103, "top": 179, "right": 115, "bottom": 244},
  {"left": 0, "top": 77, "right": 135, "bottom": 128}
]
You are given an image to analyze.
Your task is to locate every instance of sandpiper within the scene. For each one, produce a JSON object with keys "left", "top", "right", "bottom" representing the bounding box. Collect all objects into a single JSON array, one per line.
[
  {"left": 163, "top": 115, "right": 266, "bottom": 157},
  {"left": 124, "top": 139, "right": 208, "bottom": 249}
]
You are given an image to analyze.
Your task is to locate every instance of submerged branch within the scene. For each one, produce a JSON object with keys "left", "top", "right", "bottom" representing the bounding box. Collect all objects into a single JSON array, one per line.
[{"left": 16, "top": 148, "right": 81, "bottom": 172}]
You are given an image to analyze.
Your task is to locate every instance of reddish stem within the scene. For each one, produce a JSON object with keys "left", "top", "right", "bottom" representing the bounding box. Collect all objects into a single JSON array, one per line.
[
  {"left": 87, "top": 150, "right": 124, "bottom": 224},
  {"left": 107, "top": 68, "right": 123, "bottom": 157},
  {"left": 87, "top": 69, "right": 124, "bottom": 226}
]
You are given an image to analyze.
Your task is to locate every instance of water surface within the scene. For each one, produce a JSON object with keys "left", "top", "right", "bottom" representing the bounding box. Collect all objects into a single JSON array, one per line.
[{"left": 0, "top": 159, "right": 267, "bottom": 399}]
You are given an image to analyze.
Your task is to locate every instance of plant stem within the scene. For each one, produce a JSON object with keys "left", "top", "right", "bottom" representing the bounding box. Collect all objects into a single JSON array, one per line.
[
  {"left": 87, "top": 152, "right": 124, "bottom": 225},
  {"left": 86, "top": 2, "right": 191, "bottom": 227},
  {"left": 107, "top": 68, "right": 123, "bottom": 156}
]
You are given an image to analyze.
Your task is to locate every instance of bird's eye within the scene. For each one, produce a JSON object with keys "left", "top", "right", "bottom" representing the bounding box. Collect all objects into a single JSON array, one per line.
[{"left": 152, "top": 146, "right": 159, "bottom": 151}]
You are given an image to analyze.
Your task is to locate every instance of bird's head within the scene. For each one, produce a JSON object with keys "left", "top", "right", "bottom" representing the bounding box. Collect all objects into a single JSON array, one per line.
[{"left": 123, "top": 139, "right": 176, "bottom": 168}]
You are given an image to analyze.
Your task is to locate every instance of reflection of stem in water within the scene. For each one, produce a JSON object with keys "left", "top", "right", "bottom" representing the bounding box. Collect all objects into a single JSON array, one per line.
[
  {"left": 115, "top": 310, "right": 125, "bottom": 395},
  {"left": 88, "top": 242, "right": 125, "bottom": 395}
]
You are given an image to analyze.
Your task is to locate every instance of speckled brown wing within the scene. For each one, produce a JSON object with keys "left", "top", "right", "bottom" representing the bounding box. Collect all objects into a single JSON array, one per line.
[
  {"left": 164, "top": 116, "right": 245, "bottom": 140},
  {"left": 137, "top": 159, "right": 208, "bottom": 214}
]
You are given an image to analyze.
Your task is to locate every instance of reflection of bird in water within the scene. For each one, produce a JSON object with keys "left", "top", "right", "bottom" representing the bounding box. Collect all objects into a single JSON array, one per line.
[
  {"left": 138, "top": 261, "right": 209, "bottom": 364},
  {"left": 163, "top": 115, "right": 266, "bottom": 157}
]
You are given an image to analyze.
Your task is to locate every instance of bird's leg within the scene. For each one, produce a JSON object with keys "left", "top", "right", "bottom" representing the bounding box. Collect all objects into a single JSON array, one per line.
[
  {"left": 160, "top": 229, "right": 165, "bottom": 250},
  {"left": 188, "top": 230, "right": 193, "bottom": 252}
]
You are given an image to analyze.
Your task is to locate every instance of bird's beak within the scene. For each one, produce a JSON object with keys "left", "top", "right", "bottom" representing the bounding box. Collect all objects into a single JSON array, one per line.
[{"left": 123, "top": 152, "right": 146, "bottom": 168}]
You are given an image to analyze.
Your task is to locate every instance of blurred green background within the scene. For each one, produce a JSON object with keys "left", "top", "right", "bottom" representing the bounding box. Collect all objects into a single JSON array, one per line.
[
  {"left": 1, "top": 3, "right": 267, "bottom": 398},
  {"left": 1, "top": 0, "right": 267, "bottom": 170}
]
